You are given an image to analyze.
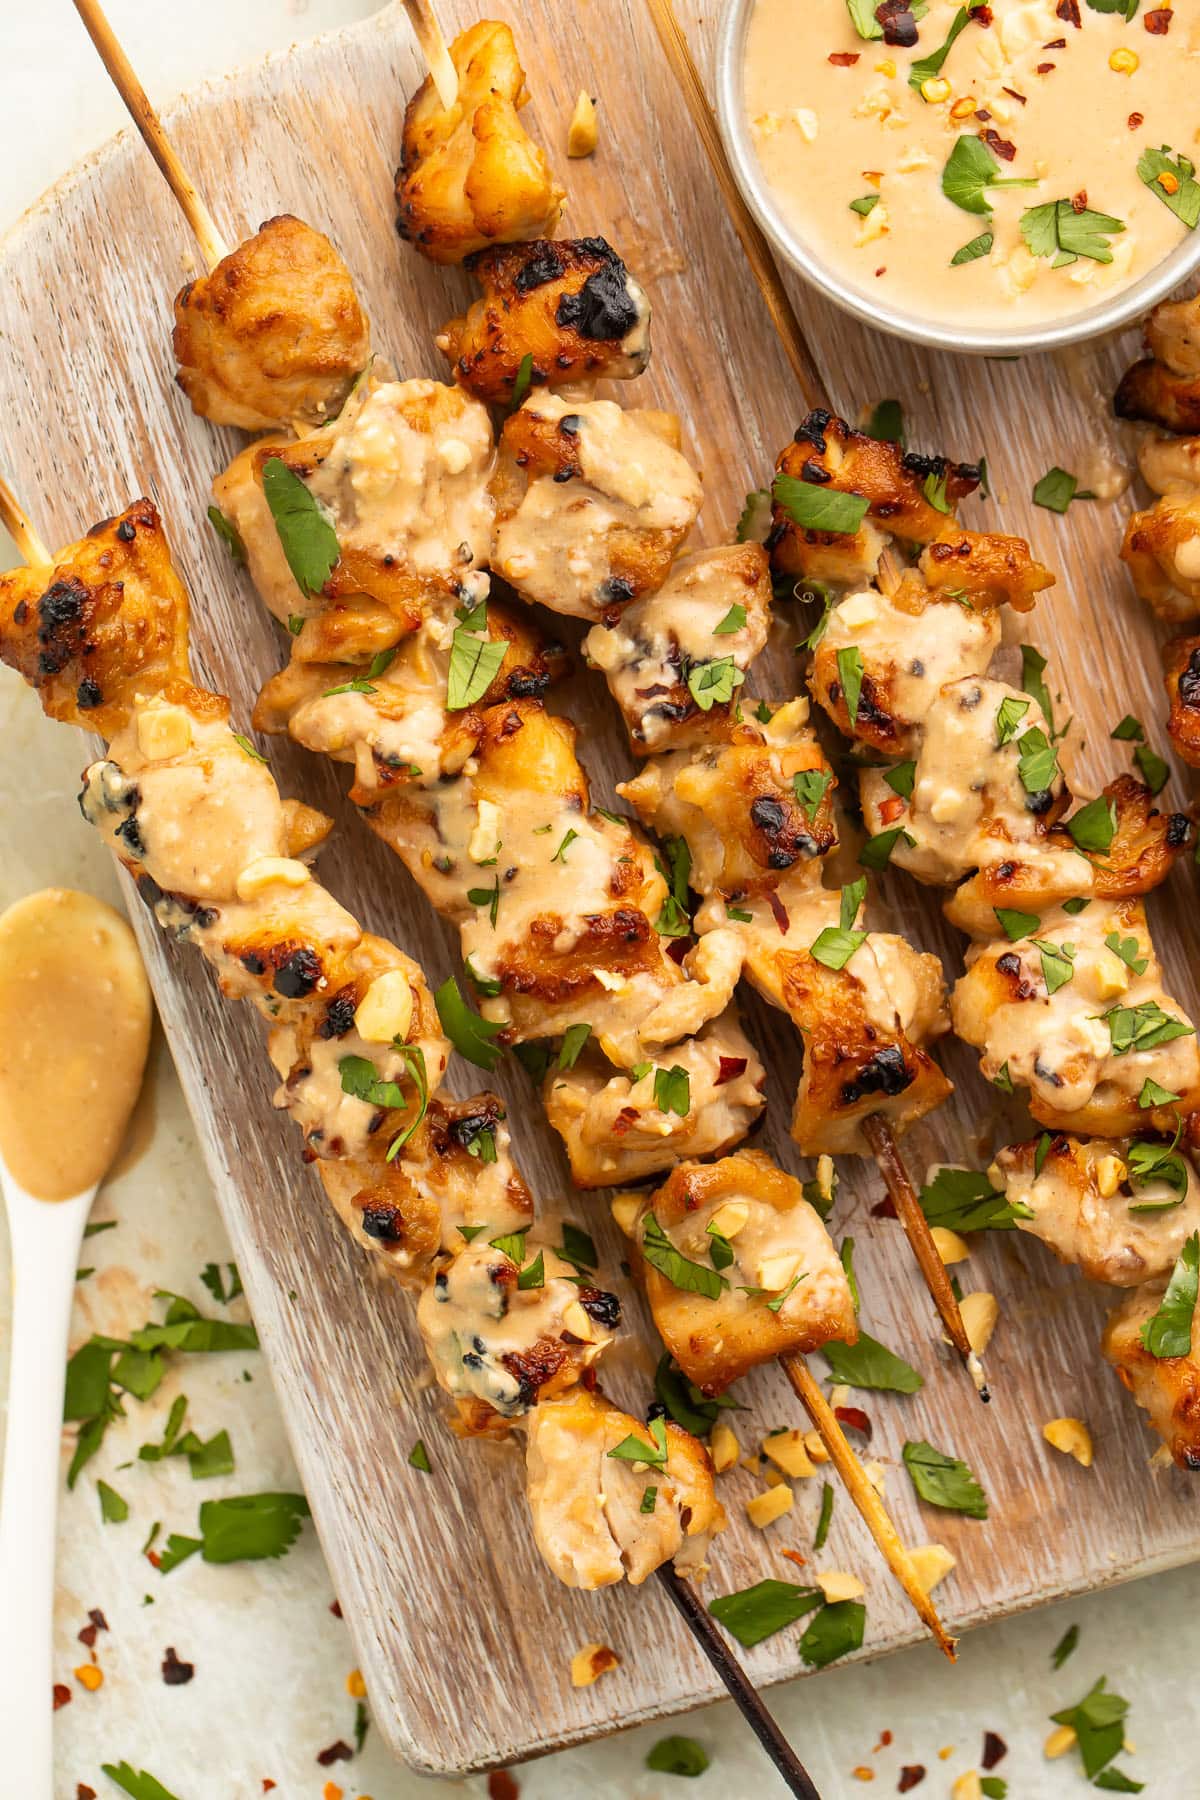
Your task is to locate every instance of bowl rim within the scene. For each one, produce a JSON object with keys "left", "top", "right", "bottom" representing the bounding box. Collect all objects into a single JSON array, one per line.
[{"left": 714, "top": 0, "right": 1200, "bottom": 358}]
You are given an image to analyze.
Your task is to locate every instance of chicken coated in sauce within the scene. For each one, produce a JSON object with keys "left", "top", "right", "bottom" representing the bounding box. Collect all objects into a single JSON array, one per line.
[
  {"left": 1103, "top": 1278, "right": 1200, "bottom": 1472},
  {"left": 1164, "top": 635, "right": 1200, "bottom": 768},
  {"left": 440, "top": 236, "right": 651, "bottom": 408},
  {"left": 395, "top": 21, "right": 564, "bottom": 264},
  {"left": 1116, "top": 291, "right": 1200, "bottom": 435},
  {"left": 173, "top": 215, "right": 370, "bottom": 431},
  {"left": 525, "top": 1385, "right": 725, "bottom": 1588}
]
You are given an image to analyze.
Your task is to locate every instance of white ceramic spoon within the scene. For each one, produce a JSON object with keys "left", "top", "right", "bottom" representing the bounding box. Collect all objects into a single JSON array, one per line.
[{"left": 0, "top": 890, "right": 151, "bottom": 1799}]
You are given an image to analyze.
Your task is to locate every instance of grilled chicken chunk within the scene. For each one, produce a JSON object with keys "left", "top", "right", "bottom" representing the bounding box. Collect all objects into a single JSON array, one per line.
[
  {"left": 525, "top": 1386, "right": 725, "bottom": 1587},
  {"left": 172, "top": 215, "right": 370, "bottom": 430},
  {"left": 1116, "top": 359, "right": 1200, "bottom": 436},
  {"left": 440, "top": 236, "right": 651, "bottom": 407},
  {"left": 1121, "top": 493, "right": 1200, "bottom": 623},
  {"left": 1103, "top": 1278, "right": 1200, "bottom": 1471},
  {"left": 395, "top": 21, "right": 564, "bottom": 264},
  {"left": 1165, "top": 635, "right": 1200, "bottom": 768},
  {"left": 213, "top": 376, "right": 496, "bottom": 641},
  {"left": 584, "top": 544, "right": 772, "bottom": 754},
  {"left": 993, "top": 1132, "right": 1200, "bottom": 1288},
  {"left": 624, "top": 1150, "right": 858, "bottom": 1394},
  {"left": 492, "top": 393, "right": 702, "bottom": 621},
  {"left": 953, "top": 899, "right": 1200, "bottom": 1136}
]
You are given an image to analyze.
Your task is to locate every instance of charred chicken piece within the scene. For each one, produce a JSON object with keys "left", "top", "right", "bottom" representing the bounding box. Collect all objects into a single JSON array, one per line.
[
  {"left": 993, "top": 1132, "right": 1200, "bottom": 1288},
  {"left": 1165, "top": 635, "right": 1200, "bottom": 768},
  {"left": 1103, "top": 1277, "right": 1200, "bottom": 1472},
  {"left": 395, "top": 21, "right": 564, "bottom": 264},
  {"left": 213, "top": 376, "right": 496, "bottom": 642},
  {"left": 172, "top": 215, "right": 370, "bottom": 431},
  {"left": 491, "top": 393, "right": 702, "bottom": 622},
  {"left": 1121, "top": 492, "right": 1200, "bottom": 623},
  {"left": 440, "top": 236, "right": 651, "bottom": 407},
  {"left": 525, "top": 1385, "right": 725, "bottom": 1587},
  {"left": 624, "top": 1149, "right": 858, "bottom": 1394},
  {"left": 769, "top": 409, "right": 981, "bottom": 588},
  {"left": 953, "top": 898, "right": 1200, "bottom": 1137},
  {"left": 585, "top": 544, "right": 772, "bottom": 755}
]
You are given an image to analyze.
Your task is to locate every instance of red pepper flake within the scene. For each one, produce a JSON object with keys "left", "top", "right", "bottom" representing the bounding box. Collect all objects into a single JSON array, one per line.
[
  {"left": 875, "top": 0, "right": 920, "bottom": 47},
  {"left": 1128, "top": 110, "right": 1145, "bottom": 129},
  {"left": 1043, "top": 35, "right": 1067, "bottom": 45},
  {"left": 162, "top": 1646, "right": 195, "bottom": 1686},
  {"left": 981, "top": 128, "right": 1017, "bottom": 162},
  {"left": 898, "top": 1770, "right": 927, "bottom": 1793},
  {"left": 871, "top": 1196, "right": 899, "bottom": 1219},
  {"left": 488, "top": 1774, "right": 521, "bottom": 1800},
  {"left": 77, "top": 1788, "right": 97, "bottom": 1800},
  {"left": 329, "top": 1599, "right": 343, "bottom": 1618},
  {"left": 52, "top": 1684, "right": 72, "bottom": 1711},
  {"left": 1056, "top": 0, "right": 1081, "bottom": 23},
  {"left": 829, "top": 50, "right": 861, "bottom": 65},
  {"left": 611, "top": 1106, "right": 639, "bottom": 1136},
  {"left": 262, "top": 1786, "right": 277, "bottom": 1795},
  {"left": 716, "top": 1056, "right": 748, "bottom": 1086},
  {"left": 875, "top": 266, "right": 887, "bottom": 277},
  {"left": 666, "top": 935, "right": 690, "bottom": 965},
  {"left": 1071, "top": 190, "right": 1088, "bottom": 213},
  {"left": 1036, "top": 61, "right": 1056, "bottom": 73},
  {"left": 1002, "top": 86, "right": 1027, "bottom": 104},
  {"left": 316, "top": 1741, "right": 353, "bottom": 1766},
  {"left": 780, "top": 1547, "right": 808, "bottom": 1568},
  {"left": 147, "top": 1550, "right": 162, "bottom": 1569},
  {"left": 88, "top": 1608, "right": 108, "bottom": 1632},
  {"left": 974, "top": 108, "right": 992, "bottom": 122},
  {"left": 879, "top": 795, "right": 905, "bottom": 825},
  {"left": 78, "top": 1624, "right": 98, "bottom": 1650},
  {"left": 835, "top": 1405, "right": 873, "bottom": 1440},
  {"left": 767, "top": 890, "right": 790, "bottom": 934},
  {"left": 1144, "top": 6, "right": 1172, "bottom": 31},
  {"left": 968, "top": 3, "right": 992, "bottom": 21},
  {"left": 982, "top": 1731, "right": 1007, "bottom": 1769},
  {"left": 878, "top": 1729, "right": 894, "bottom": 1749}
]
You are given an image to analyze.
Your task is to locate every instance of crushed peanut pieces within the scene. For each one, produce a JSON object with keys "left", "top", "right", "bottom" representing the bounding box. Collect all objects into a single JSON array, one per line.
[{"left": 570, "top": 1642, "right": 620, "bottom": 1686}]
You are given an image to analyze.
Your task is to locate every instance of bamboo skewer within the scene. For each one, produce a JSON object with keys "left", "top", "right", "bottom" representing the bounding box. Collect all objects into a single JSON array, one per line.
[
  {"left": 641, "top": 0, "right": 986, "bottom": 1401},
  {"left": 0, "top": 475, "right": 50, "bottom": 567},
  {"left": 397, "top": 0, "right": 460, "bottom": 110},
  {"left": 70, "top": 0, "right": 231, "bottom": 271}
]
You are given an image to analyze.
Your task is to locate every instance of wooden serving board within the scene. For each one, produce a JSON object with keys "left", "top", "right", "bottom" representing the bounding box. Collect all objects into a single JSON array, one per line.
[{"left": 1, "top": 0, "right": 1196, "bottom": 1775}]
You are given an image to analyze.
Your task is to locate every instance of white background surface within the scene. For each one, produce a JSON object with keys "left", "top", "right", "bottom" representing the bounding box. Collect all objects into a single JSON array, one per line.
[{"left": 0, "top": 3, "right": 1196, "bottom": 1798}]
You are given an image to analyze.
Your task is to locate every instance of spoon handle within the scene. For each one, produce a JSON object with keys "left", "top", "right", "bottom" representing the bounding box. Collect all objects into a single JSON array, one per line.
[{"left": 0, "top": 1175, "right": 93, "bottom": 1799}]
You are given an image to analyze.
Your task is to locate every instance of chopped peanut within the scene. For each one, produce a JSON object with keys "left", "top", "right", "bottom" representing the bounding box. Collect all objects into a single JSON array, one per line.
[
  {"left": 708, "top": 1200, "right": 751, "bottom": 1240},
  {"left": 950, "top": 96, "right": 977, "bottom": 120},
  {"left": 353, "top": 970, "right": 414, "bottom": 1045},
  {"left": 562, "top": 1300, "right": 601, "bottom": 1344},
  {"left": 1109, "top": 47, "right": 1139, "bottom": 73},
  {"left": 235, "top": 856, "right": 311, "bottom": 902},
  {"left": 931, "top": 1226, "right": 970, "bottom": 1265},
  {"left": 322, "top": 1785, "right": 343, "bottom": 1800},
  {"left": 951, "top": 1775, "right": 983, "bottom": 1800},
  {"left": 959, "top": 1290, "right": 999, "bottom": 1354},
  {"left": 763, "top": 1428, "right": 817, "bottom": 1480},
  {"left": 1044, "top": 1724, "right": 1078, "bottom": 1759},
  {"left": 610, "top": 1191, "right": 642, "bottom": 1237},
  {"left": 710, "top": 1421, "right": 740, "bottom": 1474},
  {"left": 908, "top": 1543, "right": 957, "bottom": 1595},
  {"left": 570, "top": 1642, "right": 620, "bottom": 1686},
  {"left": 1096, "top": 1155, "right": 1127, "bottom": 1199},
  {"left": 137, "top": 704, "right": 192, "bottom": 760},
  {"left": 1044, "top": 1417, "right": 1094, "bottom": 1467},
  {"left": 74, "top": 1664, "right": 103, "bottom": 1692},
  {"left": 567, "top": 91, "right": 598, "bottom": 158},
  {"left": 816, "top": 1569, "right": 865, "bottom": 1604},
  {"left": 346, "top": 1668, "right": 366, "bottom": 1698},
  {"left": 746, "top": 1484, "right": 794, "bottom": 1529},
  {"left": 803, "top": 1429, "right": 830, "bottom": 1465}
]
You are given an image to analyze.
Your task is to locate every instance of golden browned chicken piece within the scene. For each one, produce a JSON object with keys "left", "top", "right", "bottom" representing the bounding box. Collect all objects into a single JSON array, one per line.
[
  {"left": 525, "top": 1385, "right": 725, "bottom": 1587},
  {"left": 172, "top": 214, "right": 370, "bottom": 431},
  {"left": 1121, "top": 492, "right": 1200, "bottom": 623},
  {"left": 395, "top": 21, "right": 564, "bottom": 265},
  {"left": 953, "top": 898, "right": 1200, "bottom": 1137},
  {"left": 440, "top": 236, "right": 652, "bottom": 408},
  {"left": 0, "top": 498, "right": 190, "bottom": 739},
  {"left": 1103, "top": 1273, "right": 1200, "bottom": 1471},
  {"left": 623, "top": 1151, "right": 857, "bottom": 1395},
  {"left": 491, "top": 393, "right": 702, "bottom": 622},
  {"left": 1165, "top": 635, "right": 1200, "bottom": 768},
  {"left": 1136, "top": 430, "right": 1200, "bottom": 498},
  {"left": 992, "top": 1132, "right": 1200, "bottom": 1289},
  {"left": 1116, "top": 292, "right": 1200, "bottom": 435},
  {"left": 583, "top": 544, "right": 772, "bottom": 755},
  {"left": 213, "top": 376, "right": 496, "bottom": 646},
  {"left": 769, "top": 409, "right": 981, "bottom": 589}
]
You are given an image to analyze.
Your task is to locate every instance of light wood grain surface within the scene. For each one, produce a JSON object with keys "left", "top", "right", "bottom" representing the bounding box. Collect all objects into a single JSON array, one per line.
[{"left": 0, "top": 0, "right": 1195, "bottom": 1776}]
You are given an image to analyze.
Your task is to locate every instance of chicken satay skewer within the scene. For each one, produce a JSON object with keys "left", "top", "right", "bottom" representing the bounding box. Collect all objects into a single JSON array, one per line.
[
  {"left": 0, "top": 478, "right": 840, "bottom": 1800},
  {"left": 398, "top": 0, "right": 460, "bottom": 111},
  {"left": 0, "top": 473, "right": 51, "bottom": 567},
  {"left": 71, "top": 0, "right": 230, "bottom": 270},
  {"left": 629, "top": 0, "right": 983, "bottom": 1396}
]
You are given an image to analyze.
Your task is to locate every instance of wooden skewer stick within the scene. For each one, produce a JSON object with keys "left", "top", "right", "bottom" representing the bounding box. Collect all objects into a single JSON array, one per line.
[
  {"left": 0, "top": 475, "right": 51, "bottom": 567},
  {"left": 0, "top": 465, "right": 831, "bottom": 1795},
  {"left": 398, "top": 0, "right": 460, "bottom": 111},
  {"left": 780, "top": 1354, "right": 957, "bottom": 1660},
  {"left": 70, "top": 0, "right": 231, "bottom": 271},
  {"left": 642, "top": 0, "right": 986, "bottom": 1400}
]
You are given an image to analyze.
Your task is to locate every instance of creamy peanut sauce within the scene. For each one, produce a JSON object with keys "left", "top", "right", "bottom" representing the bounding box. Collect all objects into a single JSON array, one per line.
[
  {"left": 994, "top": 1134, "right": 1200, "bottom": 1286},
  {"left": 492, "top": 394, "right": 703, "bottom": 617},
  {"left": 416, "top": 1240, "right": 612, "bottom": 1415},
  {"left": 744, "top": 0, "right": 1200, "bottom": 328},
  {"left": 0, "top": 890, "right": 151, "bottom": 1200},
  {"left": 654, "top": 1177, "right": 850, "bottom": 1327},
  {"left": 955, "top": 900, "right": 1200, "bottom": 1121}
]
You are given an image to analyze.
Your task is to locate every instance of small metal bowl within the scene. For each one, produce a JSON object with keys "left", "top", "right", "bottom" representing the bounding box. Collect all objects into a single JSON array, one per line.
[{"left": 714, "top": 0, "right": 1200, "bottom": 357}]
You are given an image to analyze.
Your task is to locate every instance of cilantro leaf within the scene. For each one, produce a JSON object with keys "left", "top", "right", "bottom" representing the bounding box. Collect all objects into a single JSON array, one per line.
[
  {"left": 98, "top": 1479, "right": 129, "bottom": 1523},
  {"left": 434, "top": 976, "right": 504, "bottom": 1071},
  {"left": 101, "top": 1765, "right": 182, "bottom": 1800},
  {"left": 995, "top": 907, "right": 1039, "bottom": 941},
  {"left": 708, "top": 1578, "right": 824, "bottom": 1647},
  {"left": 799, "top": 1598, "right": 866, "bottom": 1668},
  {"left": 1052, "top": 1622, "right": 1080, "bottom": 1669},
  {"left": 641, "top": 1213, "right": 727, "bottom": 1300},
  {"left": 942, "top": 133, "right": 1037, "bottom": 216},
  {"left": 1050, "top": 1677, "right": 1130, "bottom": 1781},
  {"left": 261, "top": 457, "right": 339, "bottom": 597},
  {"left": 509, "top": 351, "right": 534, "bottom": 412},
  {"left": 1021, "top": 200, "right": 1126, "bottom": 266},
  {"left": 951, "top": 230, "right": 994, "bottom": 266},
  {"left": 646, "top": 1736, "right": 710, "bottom": 1777},
  {"left": 836, "top": 644, "right": 865, "bottom": 724},
  {"left": 814, "top": 1482, "right": 835, "bottom": 1551},
  {"left": 714, "top": 602, "right": 748, "bottom": 635},
  {"left": 884, "top": 760, "right": 915, "bottom": 798},
  {"left": 196, "top": 1491, "right": 311, "bottom": 1564},
  {"left": 773, "top": 471, "right": 870, "bottom": 534},
  {"left": 653, "top": 1065, "right": 691, "bottom": 1117},
  {"left": 794, "top": 768, "right": 833, "bottom": 822},
  {"left": 859, "top": 826, "right": 915, "bottom": 871},
  {"left": 1138, "top": 145, "right": 1200, "bottom": 230},
  {"left": 822, "top": 1331, "right": 923, "bottom": 1393},
  {"left": 207, "top": 505, "right": 245, "bottom": 564},
  {"left": 1033, "top": 467, "right": 1081, "bottom": 513},
  {"left": 909, "top": 6, "right": 969, "bottom": 91},
  {"left": 655, "top": 835, "right": 693, "bottom": 938},
  {"left": 557, "top": 1022, "right": 592, "bottom": 1070},
  {"left": 810, "top": 925, "right": 865, "bottom": 972},
  {"left": 902, "top": 1439, "right": 989, "bottom": 1518},
  {"left": 1067, "top": 796, "right": 1117, "bottom": 855},
  {"left": 446, "top": 603, "right": 507, "bottom": 711},
  {"left": 920, "top": 1165, "right": 1030, "bottom": 1231},
  {"left": 865, "top": 399, "right": 905, "bottom": 445},
  {"left": 608, "top": 1415, "right": 669, "bottom": 1468},
  {"left": 1134, "top": 741, "right": 1169, "bottom": 795},
  {"left": 687, "top": 655, "right": 745, "bottom": 712},
  {"left": 1138, "top": 1233, "right": 1198, "bottom": 1359}
]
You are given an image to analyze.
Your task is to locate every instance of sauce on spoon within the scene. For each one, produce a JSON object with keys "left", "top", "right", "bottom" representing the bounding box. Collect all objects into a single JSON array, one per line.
[{"left": 0, "top": 889, "right": 151, "bottom": 1200}]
